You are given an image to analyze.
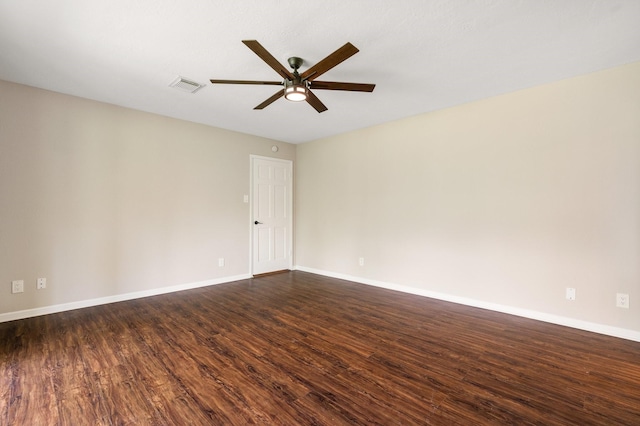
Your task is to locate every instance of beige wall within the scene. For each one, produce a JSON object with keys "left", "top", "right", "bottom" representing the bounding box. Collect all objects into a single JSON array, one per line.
[
  {"left": 2, "top": 61, "right": 639, "bottom": 336},
  {"left": 296, "top": 61, "right": 640, "bottom": 333},
  {"left": 0, "top": 80, "right": 294, "bottom": 315}
]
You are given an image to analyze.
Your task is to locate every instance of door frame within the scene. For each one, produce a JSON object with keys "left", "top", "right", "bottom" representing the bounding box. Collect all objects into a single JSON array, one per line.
[{"left": 249, "top": 155, "right": 293, "bottom": 276}]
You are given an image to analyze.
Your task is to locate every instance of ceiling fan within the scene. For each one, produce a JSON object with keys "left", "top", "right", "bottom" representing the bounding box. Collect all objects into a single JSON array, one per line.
[{"left": 209, "top": 40, "right": 375, "bottom": 113}]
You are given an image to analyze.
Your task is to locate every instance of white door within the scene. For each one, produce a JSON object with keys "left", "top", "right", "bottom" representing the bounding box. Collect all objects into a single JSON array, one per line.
[{"left": 251, "top": 156, "right": 293, "bottom": 275}]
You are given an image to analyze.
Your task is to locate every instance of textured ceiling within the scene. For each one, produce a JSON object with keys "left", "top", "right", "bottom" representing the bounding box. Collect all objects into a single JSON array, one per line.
[{"left": 1, "top": 0, "right": 639, "bottom": 144}]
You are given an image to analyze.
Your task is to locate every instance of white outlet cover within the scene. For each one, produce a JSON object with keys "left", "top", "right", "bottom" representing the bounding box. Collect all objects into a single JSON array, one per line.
[
  {"left": 12, "top": 280, "right": 24, "bottom": 294},
  {"left": 37, "top": 278, "right": 46, "bottom": 289},
  {"left": 566, "top": 288, "right": 576, "bottom": 300},
  {"left": 616, "top": 293, "right": 630, "bottom": 309}
]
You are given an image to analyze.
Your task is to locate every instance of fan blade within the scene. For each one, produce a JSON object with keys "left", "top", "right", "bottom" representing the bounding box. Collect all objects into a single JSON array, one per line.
[
  {"left": 254, "top": 90, "right": 284, "bottom": 110},
  {"left": 310, "top": 81, "right": 375, "bottom": 92},
  {"left": 242, "top": 40, "right": 293, "bottom": 80},
  {"left": 306, "top": 90, "right": 328, "bottom": 113},
  {"left": 210, "top": 79, "right": 283, "bottom": 86},
  {"left": 300, "top": 42, "right": 359, "bottom": 81}
]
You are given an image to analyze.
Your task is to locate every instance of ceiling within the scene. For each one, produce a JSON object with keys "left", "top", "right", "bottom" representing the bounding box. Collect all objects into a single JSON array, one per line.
[{"left": 1, "top": 1, "right": 639, "bottom": 144}]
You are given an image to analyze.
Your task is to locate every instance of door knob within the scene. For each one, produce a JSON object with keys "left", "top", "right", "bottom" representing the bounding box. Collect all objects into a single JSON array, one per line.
[{"left": 254, "top": 220, "right": 262, "bottom": 225}]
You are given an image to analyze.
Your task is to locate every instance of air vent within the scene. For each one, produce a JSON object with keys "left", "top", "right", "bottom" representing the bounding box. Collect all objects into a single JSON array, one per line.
[{"left": 169, "top": 76, "right": 205, "bottom": 93}]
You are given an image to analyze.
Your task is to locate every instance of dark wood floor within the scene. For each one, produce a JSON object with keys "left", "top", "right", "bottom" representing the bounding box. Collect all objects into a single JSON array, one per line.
[{"left": 1, "top": 271, "right": 639, "bottom": 425}]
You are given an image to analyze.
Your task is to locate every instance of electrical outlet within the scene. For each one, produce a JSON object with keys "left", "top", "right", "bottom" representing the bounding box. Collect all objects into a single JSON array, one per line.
[
  {"left": 218, "top": 257, "right": 225, "bottom": 267},
  {"left": 12, "top": 280, "right": 24, "bottom": 294},
  {"left": 358, "top": 257, "right": 365, "bottom": 266},
  {"left": 37, "top": 277, "right": 47, "bottom": 290},
  {"left": 616, "top": 293, "right": 629, "bottom": 309},
  {"left": 566, "top": 287, "right": 576, "bottom": 301}
]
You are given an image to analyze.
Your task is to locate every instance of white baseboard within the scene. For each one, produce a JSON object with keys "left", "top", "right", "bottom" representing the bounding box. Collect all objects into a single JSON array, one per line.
[
  {"left": 294, "top": 265, "right": 640, "bottom": 343},
  {"left": 0, "top": 274, "right": 252, "bottom": 323}
]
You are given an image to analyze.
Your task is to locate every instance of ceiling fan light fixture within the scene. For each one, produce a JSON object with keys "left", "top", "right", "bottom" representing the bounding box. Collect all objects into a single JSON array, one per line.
[
  {"left": 284, "top": 81, "right": 308, "bottom": 102},
  {"left": 209, "top": 41, "right": 374, "bottom": 112}
]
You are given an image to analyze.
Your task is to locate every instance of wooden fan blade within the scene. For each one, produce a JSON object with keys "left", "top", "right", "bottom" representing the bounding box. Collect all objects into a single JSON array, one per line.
[
  {"left": 306, "top": 90, "right": 328, "bottom": 113},
  {"left": 242, "top": 40, "right": 293, "bottom": 80},
  {"left": 254, "top": 90, "right": 284, "bottom": 110},
  {"left": 300, "top": 42, "right": 359, "bottom": 81},
  {"left": 210, "top": 79, "right": 283, "bottom": 86},
  {"left": 310, "top": 81, "right": 375, "bottom": 92}
]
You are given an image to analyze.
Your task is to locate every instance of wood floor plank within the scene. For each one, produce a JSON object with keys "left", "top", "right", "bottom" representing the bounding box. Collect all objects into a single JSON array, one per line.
[{"left": 1, "top": 271, "right": 639, "bottom": 425}]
